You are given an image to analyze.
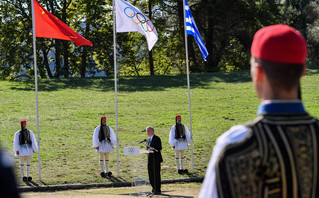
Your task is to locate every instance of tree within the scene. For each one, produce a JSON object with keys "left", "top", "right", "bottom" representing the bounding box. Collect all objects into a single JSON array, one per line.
[
  {"left": 0, "top": 0, "right": 34, "bottom": 79},
  {"left": 201, "top": 0, "right": 280, "bottom": 72},
  {"left": 280, "top": 0, "right": 319, "bottom": 65},
  {"left": 1, "top": 0, "right": 317, "bottom": 79},
  {"left": 73, "top": 0, "right": 114, "bottom": 77}
]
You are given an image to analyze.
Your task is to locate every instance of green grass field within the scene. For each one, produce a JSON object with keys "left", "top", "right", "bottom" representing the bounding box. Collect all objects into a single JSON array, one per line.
[{"left": 1, "top": 66, "right": 319, "bottom": 186}]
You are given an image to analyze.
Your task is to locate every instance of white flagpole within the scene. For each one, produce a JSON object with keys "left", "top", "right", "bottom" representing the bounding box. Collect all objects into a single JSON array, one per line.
[
  {"left": 183, "top": 0, "right": 194, "bottom": 173},
  {"left": 31, "top": 0, "right": 42, "bottom": 181},
  {"left": 113, "top": 0, "right": 120, "bottom": 177}
]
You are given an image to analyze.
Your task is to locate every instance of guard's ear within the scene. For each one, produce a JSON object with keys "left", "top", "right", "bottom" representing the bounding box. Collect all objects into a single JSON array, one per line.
[
  {"left": 255, "top": 64, "right": 264, "bottom": 82},
  {"left": 250, "top": 57, "right": 264, "bottom": 83},
  {"left": 251, "top": 62, "right": 264, "bottom": 83}
]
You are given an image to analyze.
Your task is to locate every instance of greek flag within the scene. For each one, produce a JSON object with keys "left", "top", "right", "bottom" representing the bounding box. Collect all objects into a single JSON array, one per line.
[{"left": 185, "top": 0, "right": 208, "bottom": 61}]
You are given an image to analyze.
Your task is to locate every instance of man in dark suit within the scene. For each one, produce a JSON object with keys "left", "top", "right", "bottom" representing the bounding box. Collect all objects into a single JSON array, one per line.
[{"left": 146, "top": 126, "right": 163, "bottom": 195}]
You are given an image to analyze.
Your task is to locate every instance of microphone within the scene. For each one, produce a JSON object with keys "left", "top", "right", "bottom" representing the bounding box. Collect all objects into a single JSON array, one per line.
[{"left": 138, "top": 139, "right": 147, "bottom": 144}]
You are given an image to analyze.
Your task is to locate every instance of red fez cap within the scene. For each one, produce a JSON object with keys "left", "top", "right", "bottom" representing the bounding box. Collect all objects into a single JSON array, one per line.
[
  {"left": 175, "top": 115, "right": 181, "bottom": 118},
  {"left": 100, "top": 116, "right": 106, "bottom": 120},
  {"left": 251, "top": 24, "right": 307, "bottom": 64},
  {"left": 20, "top": 120, "right": 26, "bottom": 124}
]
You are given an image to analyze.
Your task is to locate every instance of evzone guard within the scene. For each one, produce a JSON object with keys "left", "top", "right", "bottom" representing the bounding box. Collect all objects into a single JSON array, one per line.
[
  {"left": 93, "top": 116, "right": 117, "bottom": 178},
  {"left": 13, "top": 120, "right": 38, "bottom": 182},
  {"left": 169, "top": 115, "right": 192, "bottom": 174}
]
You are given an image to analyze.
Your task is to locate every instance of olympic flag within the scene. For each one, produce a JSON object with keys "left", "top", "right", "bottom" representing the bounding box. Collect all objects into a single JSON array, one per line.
[
  {"left": 116, "top": 0, "right": 158, "bottom": 51},
  {"left": 33, "top": 0, "right": 92, "bottom": 46},
  {"left": 185, "top": 0, "right": 208, "bottom": 61}
]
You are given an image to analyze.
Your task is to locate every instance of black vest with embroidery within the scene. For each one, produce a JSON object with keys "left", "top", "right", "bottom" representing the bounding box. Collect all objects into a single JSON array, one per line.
[
  {"left": 216, "top": 113, "right": 319, "bottom": 198},
  {"left": 98, "top": 125, "right": 110, "bottom": 142},
  {"left": 175, "top": 124, "right": 186, "bottom": 139}
]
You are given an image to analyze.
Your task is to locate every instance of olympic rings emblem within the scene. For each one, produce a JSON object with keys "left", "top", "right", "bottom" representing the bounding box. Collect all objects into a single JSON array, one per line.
[
  {"left": 128, "top": 147, "right": 135, "bottom": 154},
  {"left": 124, "top": 7, "right": 155, "bottom": 32}
]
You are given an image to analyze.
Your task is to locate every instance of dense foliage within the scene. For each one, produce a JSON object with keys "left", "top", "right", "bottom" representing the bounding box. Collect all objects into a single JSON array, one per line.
[{"left": 1, "top": 0, "right": 318, "bottom": 79}]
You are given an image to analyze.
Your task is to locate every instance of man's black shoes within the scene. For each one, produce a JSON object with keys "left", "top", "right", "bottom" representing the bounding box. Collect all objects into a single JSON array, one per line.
[
  {"left": 152, "top": 189, "right": 161, "bottom": 195},
  {"left": 154, "top": 191, "right": 161, "bottom": 195}
]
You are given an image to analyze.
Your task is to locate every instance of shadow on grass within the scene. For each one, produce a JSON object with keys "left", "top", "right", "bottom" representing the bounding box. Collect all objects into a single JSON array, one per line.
[
  {"left": 306, "top": 65, "right": 319, "bottom": 76},
  {"left": 8, "top": 70, "right": 252, "bottom": 92},
  {"left": 40, "top": 181, "right": 47, "bottom": 185},
  {"left": 7, "top": 66, "right": 319, "bottom": 93},
  {"left": 108, "top": 176, "right": 128, "bottom": 183},
  {"left": 24, "top": 180, "right": 39, "bottom": 187}
]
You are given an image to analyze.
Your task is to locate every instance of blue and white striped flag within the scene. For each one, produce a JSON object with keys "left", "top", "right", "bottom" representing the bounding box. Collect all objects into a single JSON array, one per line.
[{"left": 185, "top": 0, "right": 209, "bottom": 61}]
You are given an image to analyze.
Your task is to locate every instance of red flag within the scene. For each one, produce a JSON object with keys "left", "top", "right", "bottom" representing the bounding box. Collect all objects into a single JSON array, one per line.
[{"left": 33, "top": 0, "right": 93, "bottom": 47}]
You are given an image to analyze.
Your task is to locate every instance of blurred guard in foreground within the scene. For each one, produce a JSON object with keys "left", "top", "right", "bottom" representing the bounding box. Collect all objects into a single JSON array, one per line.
[
  {"left": 0, "top": 147, "right": 20, "bottom": 197},
  {"left": 13, "top": 120, "right": 38, "bottom": 182},
  {"left": 199, "top": 24, "right": 319, "bottom": 197},
  {"left": 93, "top": 116, "right": 117, "bottom": 178}
]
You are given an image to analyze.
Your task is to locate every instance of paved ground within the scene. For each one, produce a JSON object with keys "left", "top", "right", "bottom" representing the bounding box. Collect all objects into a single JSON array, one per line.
[{"left": 21, "top": 182, "right": 201, "bottom": 198}]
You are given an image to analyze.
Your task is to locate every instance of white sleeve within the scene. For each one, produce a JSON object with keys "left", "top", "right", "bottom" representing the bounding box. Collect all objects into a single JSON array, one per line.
[
  {"left": 29, "top": 131, "right": 38, "bottom": 151},
  {"left": 184, "top": 125, "right": 192, "bottom": 144},
  {"left": 109, "top": 127, "right": 117, "bottom": 147},
  {"left": 13, "top": 131, "right": 20, "bottom": 152},
  {"left": 199, "top": 125, "right": 249, "bottom": 198},
  {"left": 93, "top": 127, "right": 99, "bottom": 148},
  {"left": 169, "top": 126, "right": 177, "bottom": 146}
]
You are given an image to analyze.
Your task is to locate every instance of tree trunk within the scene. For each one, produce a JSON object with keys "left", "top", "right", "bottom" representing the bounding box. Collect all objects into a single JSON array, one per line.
[
  {"left": 47, "top": 0, "right": 61, "bottom": 78},
  {"left": 80, "top": 25, "right": 90, "bottom": 78},
  {"left": 205, "top": 0, "right": 216, "bottom": 72},
  {"left": 55, "top": 40, "right": 61, "bottom": 78},
  {"left": 63, "top": 42, "right": 69, "bottom": 78},
  {"left": 80, "top": 0, "right": 94, "bottom": 78},
  {"left": 177, "top": 0, "right": 184, "bottom": 37},
  {"left": 38, "top": 61, "right": 46, "bottom": 78},
  {"left": 188, "top": 37, "right": 200, "bottom": 72},
  {"left": 62, "top": 0, "right": 69, "bottom": 78},
  {"left": 81, "top": 47, "right": 87, "bottom": 78},
  {"left": 41, "top": 46, "right": 53, "bottom": 78}
]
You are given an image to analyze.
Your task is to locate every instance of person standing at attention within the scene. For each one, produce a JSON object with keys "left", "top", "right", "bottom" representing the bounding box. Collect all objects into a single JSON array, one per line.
[
  {"left": 199, "top": 24, "right": 319, "bottom": 198},
  {"left": 93, "top": 116, "right": 117, "bottom": 178},
  {"left": 169, "top": 115, "right": 192, "bottom": 174},
  {"left": 14, "top": 120, "right": 38, "bottom": 182}
]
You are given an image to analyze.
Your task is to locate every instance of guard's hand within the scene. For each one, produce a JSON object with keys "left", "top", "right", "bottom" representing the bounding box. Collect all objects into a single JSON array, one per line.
[
  {"left": 172, "top": 146, "right": 175, "bottom": 149},
  {"left": 96, "top": 147, "right": 99, "bottom": 150},
  {"left": 16, "top": 151, "right": 19, "bottom": 155}
]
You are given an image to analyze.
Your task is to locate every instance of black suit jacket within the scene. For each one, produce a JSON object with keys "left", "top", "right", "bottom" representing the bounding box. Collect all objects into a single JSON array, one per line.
[{"left": 148, "top": 134, "right": 163, "bottom": 164}]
